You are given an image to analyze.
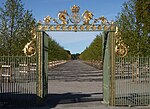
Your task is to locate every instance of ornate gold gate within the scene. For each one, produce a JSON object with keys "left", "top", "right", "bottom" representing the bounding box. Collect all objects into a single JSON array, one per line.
[
  {"left": 22, "top": 4, "right": 150, "bottom": 107},
  {"left": 24, "top": 5, "right": 117, "bottom": 105}
]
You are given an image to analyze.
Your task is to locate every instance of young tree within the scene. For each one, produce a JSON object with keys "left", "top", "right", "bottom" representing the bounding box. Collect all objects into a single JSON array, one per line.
[
  {"left": 135, "top": 0, "right": 150, "bottom": 56},
  {"left": 135, "top": 0, "right": 150, "bottom": 34},
  {"left": 0, "top": 0, "right": 35, "bottom": 55},
  {"left": 116, "top": 0, "right": 150, "bottom": 56}
]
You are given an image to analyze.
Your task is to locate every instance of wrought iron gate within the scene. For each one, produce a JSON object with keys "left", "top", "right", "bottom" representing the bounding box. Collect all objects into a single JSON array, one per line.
[
  {"left": 2, "top": 4, "right": 140, "bottom": 107},
  {"left": 0, "top": 31, "right": 49, "bottom": 106},
  {"left": 115, "top": 57, "right": 150, "bottom": 106},
  {"left": 35, "top": 5, "right": 117, "bottom": 106},
  {"left": 102, "top": 25, "right": 150, "bottom": 106},
  {"left": 0, "top": 56, "right": 37, "bottom": 106}
]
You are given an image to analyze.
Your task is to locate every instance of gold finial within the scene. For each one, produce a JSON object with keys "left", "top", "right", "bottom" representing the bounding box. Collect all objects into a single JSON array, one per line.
[
  {"left": 37, "top": 20, "right": 43, "bottom": 30},
  {"left": 99, "top": 16, "right": 107, "bottom": 23},
  {"left": 71, "top": 5, "right": 80, "bottom": 13}
]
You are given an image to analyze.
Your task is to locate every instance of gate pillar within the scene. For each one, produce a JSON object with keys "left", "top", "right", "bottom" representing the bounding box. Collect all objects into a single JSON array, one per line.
[
  {"left": 103, "top": 26, "right": 115, "bottom": 106},
  {"left": 36, "top": 31, "right": 49, "bottom": 105}
]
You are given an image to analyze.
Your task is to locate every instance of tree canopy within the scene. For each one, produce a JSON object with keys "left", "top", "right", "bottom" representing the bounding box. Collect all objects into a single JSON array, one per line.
[
  {"left": 0, "top": 0, "right": 35, "bottom": 55},
  {"left": 116, "top": 0, "right": 150, "bottom": 56},
  {"left": 48, "top": 37, "right": 71, "bottom": 61},
  {"left": 80, "top": 34, "right": 102, "bottom": 60}
]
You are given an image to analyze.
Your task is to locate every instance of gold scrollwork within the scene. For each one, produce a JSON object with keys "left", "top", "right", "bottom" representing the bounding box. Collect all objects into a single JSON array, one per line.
[
  {"left": 92, "top": 25, "right": 96, "bottom": 30},
  {"left": 97, "top": 25, "right": 102, "bottom": 30},
  {"left": 58, "top": 10, "right": 69, "bottom": 25},
  {"left": 68, "top": 26, "right": 72, "bottom": 30},
  {"left": 115, "top": 43, "right": 128, "bottom": 57},
  {"left": 93, "top": 16, "right": 108, "bottom": 25},
  {"left": 62, "top": 25, "right": 66, "bottom": 31},
  {"left": 43, "top": 26, "right": 48, "bottom": 31},
  {"left": 74, "top": 25, "right": 78, "bottom": 32},
  {"left": 49, "top": 25, "right": 54, "bottom": 31},
  {"left": 23, "top": 26, "right": 36, "bottom": 57},
  {"left": 115, "top": 26, "right": 128, "bottom": 57},
  {"left": 104, "top": 26, "right": 108, "bottom": 31},
  {"left": 86, "top": 25, "right": 90, "bottom": 30},
  {"left": 82, "top": 10, "right": 93, "bottom": 25},
  {"left": 80, "top": 25, "right": 84, "bottom": 31},
  {"left": 44, "top": 16, "right": 51, "bottom": 24},
  {"left": 99, "top": 16, "right": 108, "bottom": 23},
  {"left": 36, "top": 5, "right": 114, "bottom": 31},
  {"left": 56, "top": 25, "right": 60, "bottom": 30},
  {"left": 31, "top": 27, "right": 36, "bottom": 39},
  {"left": 23, "top": 40, "right": 36, "bottom": 57}
]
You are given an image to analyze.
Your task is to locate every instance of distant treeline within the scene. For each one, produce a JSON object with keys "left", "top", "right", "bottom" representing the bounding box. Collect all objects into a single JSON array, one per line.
[
  {"left": 48, "top": 37, "right": 71, "bottom": 61},
  {"left": 79, "top": 35, "right": 102, "bottom": 61}
]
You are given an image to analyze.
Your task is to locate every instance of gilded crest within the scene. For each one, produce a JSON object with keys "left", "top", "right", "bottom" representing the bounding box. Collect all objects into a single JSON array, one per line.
[
  {"left": 58, "top": 10, "right": 69, "bottom": 25},
  {"left": 82, "top": 10, "right": 93, "bottom": 25}
]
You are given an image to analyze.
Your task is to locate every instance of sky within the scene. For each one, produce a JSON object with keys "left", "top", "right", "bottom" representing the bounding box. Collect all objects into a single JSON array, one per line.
[{"left": 0, "top": 0, "right": 128, "bottom": 54}]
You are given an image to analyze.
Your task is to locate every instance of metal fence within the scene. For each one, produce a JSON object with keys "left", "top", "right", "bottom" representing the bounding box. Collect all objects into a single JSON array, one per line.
[
  {"left": 115, "top": 56, "right": 150, "bottom": 106},
  {"left": 0, "top": 56, "right": 37, "bottom": 106}
]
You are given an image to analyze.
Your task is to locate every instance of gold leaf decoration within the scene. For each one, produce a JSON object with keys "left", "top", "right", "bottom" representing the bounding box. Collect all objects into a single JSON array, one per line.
[
  {"left": 56, "top": 25, "right": 60, "bottom": 30},
  {"left": 44, "top": 16, "right": 51, "bottom": 24},
  {"left": 104, "top": 26, "right": 108, "bottom": 31},
  {"left": 115, "top": 26, "right": 128, "bottom": 57},
  {"left": 43, "top": 26, "right": 48, "bottom": 31},
  {"left": 62, "top": 25, "right": 66, "bottom": 31},
  {"left": 50, "top": 26, "right": 54, "bottom": 31},
  {"left": 82, "top": 10, "right": 93, "bottom": 25},
  {"left": 86, "top": 25, "right": 90, "bottom": 30},
  {"left": 97, "top": 25, "right": 102, "bottom": 30},
  {"left": 68, "top": 26, "right": 72, "bottom": 30},
  {"left": 80, "top": 25, "right": 84, "bottom": 31},
  {"left": 74, "top": 25, "right": 78, "bottom": 32},
  {"left": 92, "top": 25, "right": 96, "bottom": 30},
  {"left": 58, "top": 10, "right": 69, "bottom": 25}
]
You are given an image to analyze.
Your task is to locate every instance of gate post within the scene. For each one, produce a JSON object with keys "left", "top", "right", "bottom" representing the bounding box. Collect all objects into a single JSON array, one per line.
[
  {"left": 102, "top": 25, "right": 116, "bottom": 106},
  {"left": 109, "top": 25, "right": 116, "bottom": 106},
  {"left": 36, "top": 31, "right": 49, "bottom": 105},
  {"left": 102, "top": 31, "right": 110, "bottom": 105}
]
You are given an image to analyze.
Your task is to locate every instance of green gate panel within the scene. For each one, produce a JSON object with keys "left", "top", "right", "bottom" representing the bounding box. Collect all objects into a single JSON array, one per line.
[
  {"left": 103, "top": 31, "right": 110, "bottom": 104},
  {"left": 103, "top": 28, "right": 115, "bottom": 106}
]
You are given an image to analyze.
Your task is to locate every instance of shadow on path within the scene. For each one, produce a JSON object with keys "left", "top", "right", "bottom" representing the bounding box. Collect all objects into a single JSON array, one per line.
[
  {"left": 45, "top": 92, "right": 103, "bottom": 108},
  {"left": 0, "top": 92, "right": 102, "bottom": 109}
]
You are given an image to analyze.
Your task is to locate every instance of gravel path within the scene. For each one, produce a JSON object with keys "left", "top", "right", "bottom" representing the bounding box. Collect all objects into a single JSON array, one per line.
[
  {"left": 47, "top": 60, "right": 103, "bottom": 108},
  {"left": 47, "top": 60, "right": 150, "bottom": 109},
  {"left": 48, "top": 60, "right": 102, "bottom": 82}
]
